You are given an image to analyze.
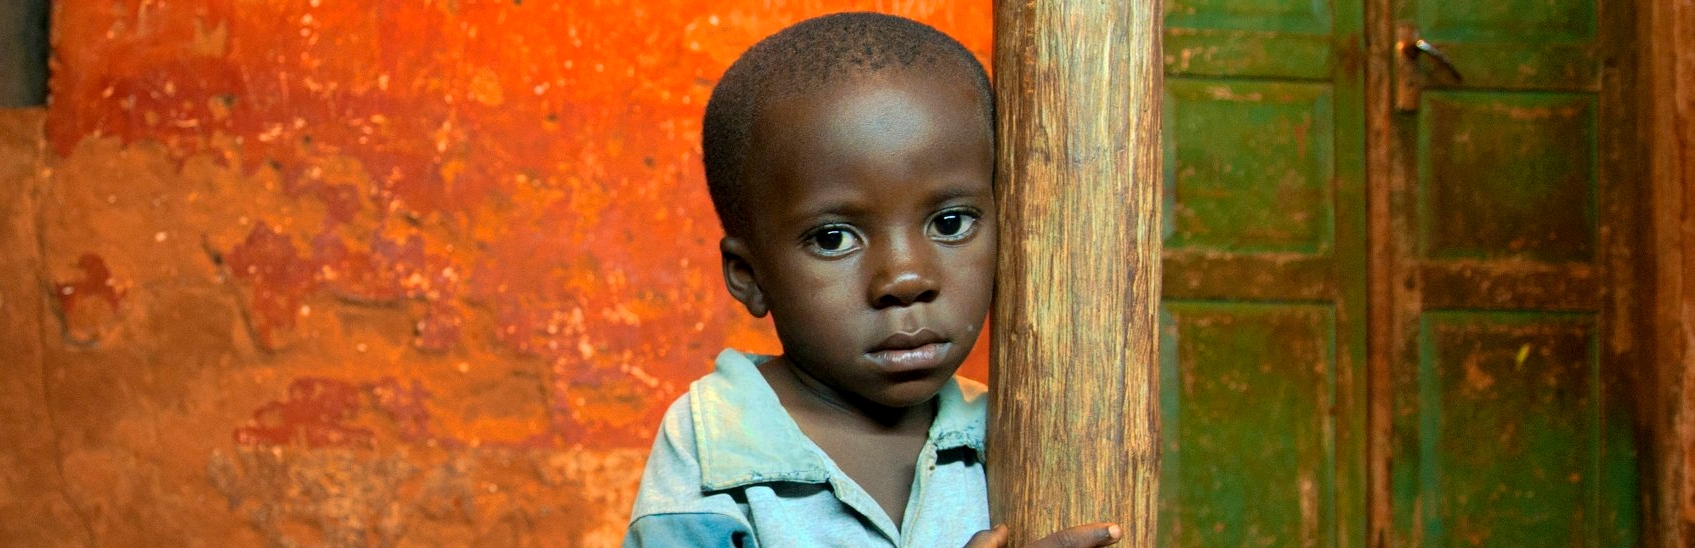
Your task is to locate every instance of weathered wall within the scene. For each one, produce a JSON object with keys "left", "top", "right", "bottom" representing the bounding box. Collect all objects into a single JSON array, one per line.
[{"left": 0, "top": 1, "right": 991, "bottom": 546}]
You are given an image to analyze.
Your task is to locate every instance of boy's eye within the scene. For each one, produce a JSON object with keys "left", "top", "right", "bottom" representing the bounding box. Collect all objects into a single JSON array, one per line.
[
  {"left": 928, "top": 210, "right": 979, "bottom": 242},
  {"left": 806, "top": 227, "right": 862, "bottom": 256}
]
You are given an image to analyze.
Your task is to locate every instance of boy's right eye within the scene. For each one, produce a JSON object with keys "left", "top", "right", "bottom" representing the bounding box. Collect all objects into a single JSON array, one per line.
[{"left": 805, "top": 227, "right": 862, "bottom": 257}]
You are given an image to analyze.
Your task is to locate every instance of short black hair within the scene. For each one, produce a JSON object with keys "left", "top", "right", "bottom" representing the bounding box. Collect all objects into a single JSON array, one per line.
[{"left": 701, "top": 12, "right": 993, "bottom": 237}]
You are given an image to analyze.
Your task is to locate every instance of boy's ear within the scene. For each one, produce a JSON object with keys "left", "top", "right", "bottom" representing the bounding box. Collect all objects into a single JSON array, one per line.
[{"left": 720, "top": 237, "right": 769, "bottom": 318}]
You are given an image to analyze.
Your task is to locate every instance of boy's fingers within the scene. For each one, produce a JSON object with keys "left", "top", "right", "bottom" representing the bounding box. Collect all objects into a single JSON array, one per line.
[
  {"left": 962, "top": 524, "right": 1009, "bottom": 548},
  {"left": 1028, "top": 522, "right": 1123, "bottom": 548}
]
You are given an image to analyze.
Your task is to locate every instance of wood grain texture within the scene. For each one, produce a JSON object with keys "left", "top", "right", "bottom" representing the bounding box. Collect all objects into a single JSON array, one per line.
[
  {"left": 1362, "top": 0, "right": 1395, "bottom": 544},
  {"left": 1645, "top": 0, "right": 1695, "bottom": 545},
  {"left": 988, "top": 1, "right": 1163, "bottom": 545}
]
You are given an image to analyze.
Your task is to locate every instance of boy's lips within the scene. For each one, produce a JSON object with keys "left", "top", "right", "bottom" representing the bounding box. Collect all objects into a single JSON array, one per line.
[{"left": 867, "top": 330, "right": 951, "bottom": 372}]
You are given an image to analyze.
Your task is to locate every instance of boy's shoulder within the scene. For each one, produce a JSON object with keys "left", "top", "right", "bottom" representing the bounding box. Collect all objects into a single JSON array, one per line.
[
  {"left": 630, "top": 349, "right": 989, "bottom": 538},
  {"left": 660, "top": 349, "right": 835, "bottom": 491}
]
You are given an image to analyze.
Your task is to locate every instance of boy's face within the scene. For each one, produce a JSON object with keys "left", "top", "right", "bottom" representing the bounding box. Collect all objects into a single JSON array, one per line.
[{"left": 722, "top": 69, "right": 995, "bottom": 410}]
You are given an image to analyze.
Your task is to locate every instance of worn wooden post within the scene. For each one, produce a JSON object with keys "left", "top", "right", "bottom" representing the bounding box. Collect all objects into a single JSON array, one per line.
[{"left": 987, "top": 0, "right": 1163, "bottom": 546}]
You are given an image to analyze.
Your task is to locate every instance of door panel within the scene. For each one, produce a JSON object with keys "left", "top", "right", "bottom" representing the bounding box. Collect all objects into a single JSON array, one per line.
[
  {"left": 1166, "top": 79, "right": 1336, "bottom": 254},
  {"left": 1166, "top": 0, "right": 1334, "bottom": 79},
  {"left": 1401, "top": 313, "right": 1601, "bottom": 546},
  {"left": 1417, "top": 92, "right": 1597, "bottom": 264},
  {"left": 1412, "top": 0, "right": 1599, "bottom": 91},
  {"left": 1161, "top": 303, "right": 1338, "bottom": 547},
  {"left": 1163, "top": 0, "right": 1642, "bottom": 544},
  {"left": 1386, "top": 0, "right": 1641, "bottom": 544},
  {"left": 1390, "top": 311, "right": 1642, "bottom": 546},
  {"left": 1160, "top": 0, "right": 1367, "bottom": 545}
]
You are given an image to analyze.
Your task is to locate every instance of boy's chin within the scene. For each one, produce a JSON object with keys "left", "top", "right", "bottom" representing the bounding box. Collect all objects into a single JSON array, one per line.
[{"left": 869, "top": 370, "right": 958, "bottom": 409}]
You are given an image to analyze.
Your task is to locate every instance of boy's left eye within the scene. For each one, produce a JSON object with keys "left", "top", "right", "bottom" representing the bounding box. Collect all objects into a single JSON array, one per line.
[
  {"left": 927, "top": 210, "right": 979, "bottom": 242},
  {"left": 805, "top": 226, "right": 863, "bottom": 256}
]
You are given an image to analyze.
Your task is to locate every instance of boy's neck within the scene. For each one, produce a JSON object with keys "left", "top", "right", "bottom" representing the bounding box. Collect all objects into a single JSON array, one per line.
[{"left": 758, "top": 354, "right": 936, "bottom": 530}]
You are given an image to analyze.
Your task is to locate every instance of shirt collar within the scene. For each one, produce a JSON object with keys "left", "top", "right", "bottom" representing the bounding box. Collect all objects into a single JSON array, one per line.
[{"left": 692, "top": 349, "right": 986, "bottom": 492}]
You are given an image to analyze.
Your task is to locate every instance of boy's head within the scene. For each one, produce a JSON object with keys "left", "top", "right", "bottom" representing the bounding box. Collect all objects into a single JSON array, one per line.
[
  {"left": 702, "top": 12, "right": 993, "bottom": 238},
  {"left": 703, "top": 13, "right": 997, "bottom": 410}
]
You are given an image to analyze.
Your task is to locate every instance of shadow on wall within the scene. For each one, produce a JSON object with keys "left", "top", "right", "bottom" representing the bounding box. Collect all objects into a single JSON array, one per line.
[{"left": 0, "top": 0, "right": 49, "bottom": 106}]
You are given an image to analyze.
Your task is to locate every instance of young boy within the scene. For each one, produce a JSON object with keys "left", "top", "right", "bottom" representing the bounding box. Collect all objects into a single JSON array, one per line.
[{"left": 624, "top": 12, "right": 1122, "bottom": 547}]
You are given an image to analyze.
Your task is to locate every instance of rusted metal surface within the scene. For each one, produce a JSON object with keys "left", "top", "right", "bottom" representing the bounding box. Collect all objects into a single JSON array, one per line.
[{"left": 3, "top": 1, "right": 994, "bottom": 545}]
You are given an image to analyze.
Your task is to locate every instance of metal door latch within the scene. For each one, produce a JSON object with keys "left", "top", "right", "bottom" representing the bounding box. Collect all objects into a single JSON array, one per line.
[{"left": 1395, "top": 26, "right": 1465, "bottom": 112}]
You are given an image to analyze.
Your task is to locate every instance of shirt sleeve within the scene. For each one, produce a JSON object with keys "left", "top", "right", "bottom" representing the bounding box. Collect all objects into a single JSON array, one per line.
[
  {"left": 624, "top": 394, "right": 754, "bottom": 547},
  {"left": 623, "top": 512, "right": 756, "bottom": 548}
]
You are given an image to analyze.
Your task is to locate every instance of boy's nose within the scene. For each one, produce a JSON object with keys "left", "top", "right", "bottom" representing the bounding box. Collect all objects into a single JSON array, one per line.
[{"left": 868, "top": 238, "right": 940, "bottom": 309}]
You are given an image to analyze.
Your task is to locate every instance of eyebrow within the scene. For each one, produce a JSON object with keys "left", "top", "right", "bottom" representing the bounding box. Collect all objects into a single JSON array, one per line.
[
  {"left": 785, "top": 199, "right": 867, "bottom": 226},
  {"left": 794, "top": 182, "right": 988, "bottom": 219},
  {"left": 776, "top": 175, "right": 993, "bottom": 231},
  {"left": 922, "top": 182, "right": 992, "bottom": 207}
]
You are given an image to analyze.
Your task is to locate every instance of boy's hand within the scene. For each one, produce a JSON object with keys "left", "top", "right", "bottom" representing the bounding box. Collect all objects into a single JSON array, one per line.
[{"left": 963, "top": 523, "right": 1123, "bottom": 548}]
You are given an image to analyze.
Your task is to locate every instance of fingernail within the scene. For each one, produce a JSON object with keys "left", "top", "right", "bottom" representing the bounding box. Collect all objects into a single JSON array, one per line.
[{"left": 1107, "top": 524, "right": 1123, "bottom": 539}]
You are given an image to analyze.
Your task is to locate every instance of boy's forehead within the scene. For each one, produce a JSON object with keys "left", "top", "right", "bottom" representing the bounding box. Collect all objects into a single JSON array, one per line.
[
  {"left": 735, "top": 68, "right": 991, "bottom": 221},
  {"left": 750, "top": 67, "right": 985, "bottom": 149},
  {"left": 765, "top": 65, "right": 975, "bottom": 110}
]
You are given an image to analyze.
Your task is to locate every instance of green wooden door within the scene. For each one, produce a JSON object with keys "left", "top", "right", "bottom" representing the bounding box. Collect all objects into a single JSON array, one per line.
[
  {"left": 1158, "top": 0, "right": 1368, "bottom": 546},
  {"left": 1384, "top": 0, "right": 1643, "bottom": 545},
  {"left": 1159, "top": 0, "right": 1645, "bottom": 546}
]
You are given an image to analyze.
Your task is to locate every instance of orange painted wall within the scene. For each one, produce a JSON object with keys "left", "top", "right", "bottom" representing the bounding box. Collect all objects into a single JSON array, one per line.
[{"left": 1, "top": 1, "right": 990, "bottom": 545}]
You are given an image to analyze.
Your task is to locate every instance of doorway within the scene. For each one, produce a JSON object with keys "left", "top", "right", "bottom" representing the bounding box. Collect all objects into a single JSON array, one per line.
[{"left": 1157, "top": 0, "right": 1647, "bottom": 545}]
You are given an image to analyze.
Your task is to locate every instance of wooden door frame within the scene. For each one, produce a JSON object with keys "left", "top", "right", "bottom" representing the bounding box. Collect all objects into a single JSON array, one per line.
[
  {"left": 1363, "top": 0, "right": 1394, "bottom": 544},
  {"left": 1365, "top": 0, "right": 1690, "bottom": 545},
  {"left": 1643, "top": 0, "right": 1695, "bottom": 546}
]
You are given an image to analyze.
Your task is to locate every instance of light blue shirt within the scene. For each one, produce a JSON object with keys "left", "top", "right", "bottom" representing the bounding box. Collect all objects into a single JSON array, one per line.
[{"left": 624, "top": 349, "right": 991, "bottom": 547}]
